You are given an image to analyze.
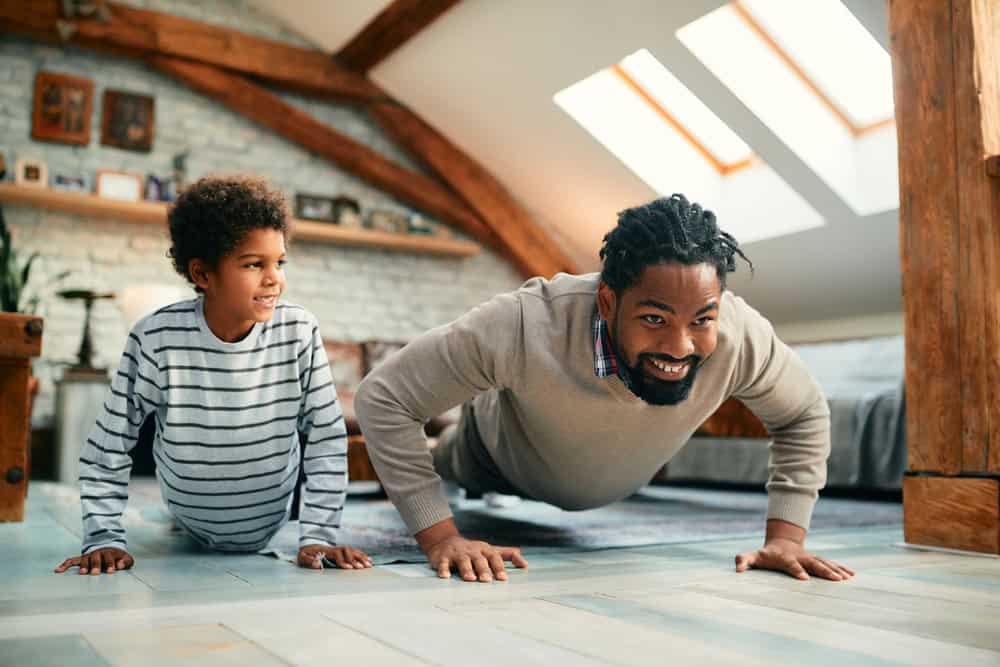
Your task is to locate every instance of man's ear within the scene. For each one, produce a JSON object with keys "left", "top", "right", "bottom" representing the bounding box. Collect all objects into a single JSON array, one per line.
[
  {"left": 188, "top": 258, "right": 211, "bottom": 291},
  {"left": 597, "top": 281, "right": 617, "bottom": 322}
]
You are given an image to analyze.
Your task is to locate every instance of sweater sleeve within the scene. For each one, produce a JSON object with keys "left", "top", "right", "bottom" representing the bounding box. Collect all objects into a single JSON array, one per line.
[
  {"left": 79, "top": 330, "right": 161, "bottom": 555},
  {"left": 729, "top": 298, "right": 831, "bottom": 531},
  {"left": 354, "top": 292, "right": 522, "bottom": 534},
  {"left": 297, "top": 319, "right": 349, "bottom": 549}
]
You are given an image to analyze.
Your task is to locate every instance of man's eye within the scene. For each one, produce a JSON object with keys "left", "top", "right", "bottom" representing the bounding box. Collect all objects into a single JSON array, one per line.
[
  {"left": 642, "top": 315, "right": 664, "bottom": 324},
  {"left": 693, "top": 317, "right": 714, "bottom": 327}
]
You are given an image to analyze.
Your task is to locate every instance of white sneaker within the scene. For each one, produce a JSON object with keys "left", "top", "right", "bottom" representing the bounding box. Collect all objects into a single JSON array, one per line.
[{"left": 483, "top": 491, "right": 521, "bottom": 509}]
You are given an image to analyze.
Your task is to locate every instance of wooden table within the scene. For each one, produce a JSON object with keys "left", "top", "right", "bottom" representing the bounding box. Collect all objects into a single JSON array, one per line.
[{"left": 0, "top": 313, "right": 43, "bottom": 522}]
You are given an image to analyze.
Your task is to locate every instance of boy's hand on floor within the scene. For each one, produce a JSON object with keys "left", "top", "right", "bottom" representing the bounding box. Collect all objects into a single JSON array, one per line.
[
  {"left": 297, "top": 545, "right": 373, "bottom": 570},
  {"left": 54, "top": 548, "right": 134, "bottom": 575}
]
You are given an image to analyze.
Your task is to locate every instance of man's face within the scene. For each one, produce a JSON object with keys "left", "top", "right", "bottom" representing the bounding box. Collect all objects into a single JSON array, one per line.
[{"left": 598, "top": 262, "right": 722, "bottom": 405}]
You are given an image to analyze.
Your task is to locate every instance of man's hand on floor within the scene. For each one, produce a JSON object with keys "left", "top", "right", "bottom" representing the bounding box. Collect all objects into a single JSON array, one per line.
[
  {"left": 734, "top": 518, "right": 855, "bottom": 581},
  {"left": 734, "top": 539, "right": 855, "bottom": 581},
  {"left": 427, "top": 535, "right": 528, "bottom": 582},
  {"left": 297, "top": 545, "right": 373, "bottom": 570},
  {"left": 54, "top": 547, "right": 134, "bottom": 575},
  {"left": 416, "top": 518, "right": 528, "bottom": 582}
]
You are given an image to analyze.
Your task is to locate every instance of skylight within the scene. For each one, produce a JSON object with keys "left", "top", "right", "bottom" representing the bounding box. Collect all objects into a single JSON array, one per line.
[
  {"left": 553, "top": 48, "right": 825, "bottom": 244},
  {"left": 677, "top": 1, "right": 899, "bottom": 215},
  {"left": 738, "top": 0, "right": 894, "bottom": 130},
  {"left": 617, "top": 49, "right": 752, "bottom": 170}
]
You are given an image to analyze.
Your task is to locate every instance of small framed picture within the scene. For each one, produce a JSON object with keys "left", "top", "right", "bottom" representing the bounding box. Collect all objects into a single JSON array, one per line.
[
  {"left": 31, "top": 72, "right": 94, "bottom": 146},
  {"left": 51, "top": 171, "right": 90, "bottom": 193},
  {"left": 95, "top": 169, "right": 143, "bottom": 202},
  {"left": 15, "top": 158, "right": 48, "bottom": 188},
  {"left": 332, "top": 196, "right": 362, "bottom": 228},
  {"left": 295, "top": 193, "right": 337, "bottom": 222},
  {"left": 367, "top": 209, "right": 407, "bottom": 234},
  {"left": 101, "top": 90, "right": 155, "bottom": 152}
]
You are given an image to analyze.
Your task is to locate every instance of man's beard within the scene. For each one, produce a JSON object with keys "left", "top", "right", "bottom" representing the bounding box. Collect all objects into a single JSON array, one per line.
[{"left": 612, "top": 320, "right": 701, "bottom": 406}]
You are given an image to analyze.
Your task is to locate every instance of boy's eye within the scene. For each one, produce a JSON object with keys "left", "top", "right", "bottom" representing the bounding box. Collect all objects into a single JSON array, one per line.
[
  {"left": 245, "top": 262, "right": 261, "bottom": 268},
  {"left": 278, "top": 260, "right": 287, "bottom": 267}
]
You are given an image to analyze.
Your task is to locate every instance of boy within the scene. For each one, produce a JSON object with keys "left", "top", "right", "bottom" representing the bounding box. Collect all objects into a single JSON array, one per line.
[{"left": 55, "top": 176, "right": 371, "bottom": 574}]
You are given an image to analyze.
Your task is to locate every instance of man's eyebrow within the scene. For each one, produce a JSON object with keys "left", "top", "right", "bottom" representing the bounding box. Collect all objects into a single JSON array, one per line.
[
  {"left": 637, "top": 299, "right": 674, "bottom": 313},
  {"left": 636, "top": 300, "right": 719, "bottom": 316},
  {"left": 236, "top": 253, "right": 286, "bottom": 259},
  {"left": 695, "top": 302, "right": 719, "bottom": 317}
]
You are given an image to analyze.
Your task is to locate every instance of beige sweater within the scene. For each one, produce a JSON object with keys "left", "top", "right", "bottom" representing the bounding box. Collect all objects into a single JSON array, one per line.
[{"left": 355, "top": 272, "right": 830, "bottom": 535}]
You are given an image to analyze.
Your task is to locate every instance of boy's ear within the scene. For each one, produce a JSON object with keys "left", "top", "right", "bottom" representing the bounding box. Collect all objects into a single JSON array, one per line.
[
  {"left": 188, "top": 258, "right": 211, "bottom": 291},
  {"left": 597, "top": 281, "right": 617, "bottom": 322}
]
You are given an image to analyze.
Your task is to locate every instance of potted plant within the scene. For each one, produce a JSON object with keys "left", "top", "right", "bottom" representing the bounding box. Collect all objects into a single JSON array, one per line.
[{"left": 0, "top": 206, "right": 63, "bottom": 416}]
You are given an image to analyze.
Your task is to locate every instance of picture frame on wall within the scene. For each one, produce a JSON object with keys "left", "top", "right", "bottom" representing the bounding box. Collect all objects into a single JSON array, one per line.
[
  {"left": 295, "top": 193, "right": 337, "bottom": 223},
  {"left": 51, "top": 171, "right": 90, "bottom": 193},
  {"left": 332, "top": 196, "right": 362, "bottom": 228},
  {"left": 367, "top": 209, "right": 408, "bottom": 234},
  {"left": 14, "top": 158, "right": 48, "bottom": 188},
  {"left": 101, "top": 90, "right": 155, "bottom": 152},
  {"left": 95, "top": 169, "right": 143, "bottom": 202},
  {"left": 31, "top": 71, "right": 94, "bottom": 146}
]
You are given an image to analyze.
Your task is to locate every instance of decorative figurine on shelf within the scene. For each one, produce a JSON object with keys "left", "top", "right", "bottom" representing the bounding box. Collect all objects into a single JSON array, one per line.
[
  {"left": 171, "top": 150, "right": 189, "bottom": 196},
  {"left": 144, "top": 174, "right": 164, "bottom": 202},
  {"left": 57, "top": 289, "right": 115, "bottom": 371}
]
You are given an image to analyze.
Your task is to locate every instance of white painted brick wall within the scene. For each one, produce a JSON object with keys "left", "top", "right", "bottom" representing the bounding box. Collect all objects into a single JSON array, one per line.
[{"left": 0, "top": 2, "right": 523, "bottom": 428}]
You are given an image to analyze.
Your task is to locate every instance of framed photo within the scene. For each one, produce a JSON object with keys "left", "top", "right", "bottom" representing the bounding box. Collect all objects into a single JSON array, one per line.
[
  {"left": 14, "top": 158, "right": 48, "bottom": 188},
  {"left": 31, "top": 72, "right": 94, "bottom": 145},
  {"left": 95, "top": 169, "right": 143, "bottom": 202},
  {"left": 332, "top": 196, "right": 362, "bottom": 228},
  {"left": 367, "top": 209, "right": 407, "bottom": 234},
  {"left": 101, "top": 90, "right": 155, "bottom": 152},
  {"left": 295, "top": 193, "right": 337, "bottom": 222},
  {"left": 51, "top": 171, "right": 90, "bottom": 193}
]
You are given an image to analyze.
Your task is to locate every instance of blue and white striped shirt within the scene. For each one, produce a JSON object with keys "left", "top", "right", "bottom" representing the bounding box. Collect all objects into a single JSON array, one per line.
[{"left": 79, "top": 298, "right": 347, "bottom": 554}]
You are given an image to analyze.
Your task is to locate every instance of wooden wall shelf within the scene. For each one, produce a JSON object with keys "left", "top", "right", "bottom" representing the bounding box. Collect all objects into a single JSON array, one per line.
[{"left": 0, "top": 183, "right": 480, "bottom": 258}]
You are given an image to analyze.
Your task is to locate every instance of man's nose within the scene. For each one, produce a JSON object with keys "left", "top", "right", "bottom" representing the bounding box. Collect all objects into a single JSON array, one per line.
[{"left": 658, "top": 327, "right": 695, "bottom": 360}]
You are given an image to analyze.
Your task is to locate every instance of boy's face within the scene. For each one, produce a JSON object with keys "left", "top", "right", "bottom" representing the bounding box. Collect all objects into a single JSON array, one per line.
[{"left": 193, "top": 227, "right": 287, "bottom": 335}]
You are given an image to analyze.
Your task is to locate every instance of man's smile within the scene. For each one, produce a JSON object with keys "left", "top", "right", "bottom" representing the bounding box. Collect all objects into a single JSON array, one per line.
[{"left": 643, "top": 356, "right": 694, "bottom": 381}]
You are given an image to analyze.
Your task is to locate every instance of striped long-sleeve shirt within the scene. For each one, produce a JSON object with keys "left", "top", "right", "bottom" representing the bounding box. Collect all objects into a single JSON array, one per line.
[{"left": 79, "top": 297, "right": 348, "bottom": 554}]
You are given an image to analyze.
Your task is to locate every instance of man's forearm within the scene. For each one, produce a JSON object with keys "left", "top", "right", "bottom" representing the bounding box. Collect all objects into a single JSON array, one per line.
[
  {"left": 765, "top": 518, "right": 806, "bottom": 545},
  {"left": 415, "top": 517, "right": 461, "bottom": 554}
]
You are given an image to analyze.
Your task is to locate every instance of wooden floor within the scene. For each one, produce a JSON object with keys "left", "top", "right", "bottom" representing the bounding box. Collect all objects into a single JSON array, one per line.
[{"left": 2, "top": 483, "right": 998, "bottom": 666}]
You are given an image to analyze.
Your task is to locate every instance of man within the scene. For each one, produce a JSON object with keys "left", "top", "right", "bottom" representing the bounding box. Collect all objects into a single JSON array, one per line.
[{"left": 355, "top": 194, "right": 853, "bottom": 584}]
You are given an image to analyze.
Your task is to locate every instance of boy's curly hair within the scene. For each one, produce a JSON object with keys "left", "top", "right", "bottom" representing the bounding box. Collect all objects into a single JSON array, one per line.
[{"left": 167, "top": 176, "right": 289, "bottom": 292}]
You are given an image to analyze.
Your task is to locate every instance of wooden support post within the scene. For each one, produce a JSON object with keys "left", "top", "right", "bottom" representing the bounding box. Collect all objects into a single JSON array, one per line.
[
  {"left": 0, "top": 314, "right": 43, "bottom": 522},
  {"left": 890, "top": 0, "right": 1000, "bottom": 553}
]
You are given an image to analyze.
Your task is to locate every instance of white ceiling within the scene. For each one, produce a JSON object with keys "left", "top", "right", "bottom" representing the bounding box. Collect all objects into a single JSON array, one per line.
[{"left": 252, "top": 0, "right": 901, "bottom": 325}]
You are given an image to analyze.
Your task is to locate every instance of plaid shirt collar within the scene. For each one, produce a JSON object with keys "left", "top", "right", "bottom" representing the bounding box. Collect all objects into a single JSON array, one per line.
[
  {"left": 593, "top": 313, "right": 618, "bottom": 378},
  {"left": 593, "top": 312, "right": 634, "bottom": 392}
]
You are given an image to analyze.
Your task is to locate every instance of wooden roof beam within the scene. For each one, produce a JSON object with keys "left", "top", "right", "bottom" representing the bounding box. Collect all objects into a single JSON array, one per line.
[{"left": 335, "top": 0, "right": 460, "bottom": 73}]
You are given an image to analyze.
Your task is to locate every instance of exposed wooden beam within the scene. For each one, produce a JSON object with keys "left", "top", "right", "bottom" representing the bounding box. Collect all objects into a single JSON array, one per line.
[
  {"left": 147, "top": 56, "right": 508, "bottom": 256},
  {"left": 335, "top": 0, "right": 460, "bottom": 73},
  {"left": 368, "top": 101, "right": 578, "bottom": 277},
  {"left": 0, "top": 0, "right": 385, "bottom": 103},
  {"left": 890, "top": 0, "right": 1000, "bottom": 552}
]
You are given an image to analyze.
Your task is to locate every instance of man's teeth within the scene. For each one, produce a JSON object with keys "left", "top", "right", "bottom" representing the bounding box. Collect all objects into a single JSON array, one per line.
[{"left": 652, "top": 359, "right": 685, "bottom": 373}]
